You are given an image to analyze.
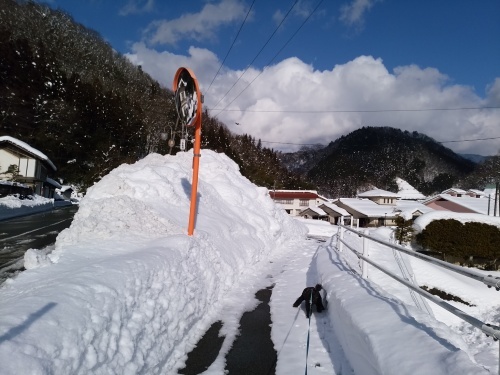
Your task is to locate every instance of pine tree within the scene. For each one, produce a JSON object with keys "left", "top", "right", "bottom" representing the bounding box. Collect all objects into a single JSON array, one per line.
[{"left": 394, "top": 216, "right": 414, "bottom": 245}]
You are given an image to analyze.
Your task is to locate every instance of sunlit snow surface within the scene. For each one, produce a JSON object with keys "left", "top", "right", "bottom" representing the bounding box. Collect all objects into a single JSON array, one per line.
[{"left": 0, "top": 150, "right": 498, "bottom": 374}]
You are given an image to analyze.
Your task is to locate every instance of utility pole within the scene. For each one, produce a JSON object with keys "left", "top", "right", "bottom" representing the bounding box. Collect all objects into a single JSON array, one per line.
[{"left": 495, "top": 182, "right": 499, "bottom": 217}]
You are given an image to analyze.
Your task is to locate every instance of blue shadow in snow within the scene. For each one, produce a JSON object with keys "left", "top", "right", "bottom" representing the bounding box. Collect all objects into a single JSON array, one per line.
[{"left": 0, "top": 302, "right": 57, "bottom": 344}]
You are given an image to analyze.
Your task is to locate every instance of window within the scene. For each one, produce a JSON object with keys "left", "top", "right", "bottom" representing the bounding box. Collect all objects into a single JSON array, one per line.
[
  {"left": 275, "top": 199, "right": 293, "bottom": 204},
  {"left": 300, "top": 199, "right": 309, "bottom": 206}
]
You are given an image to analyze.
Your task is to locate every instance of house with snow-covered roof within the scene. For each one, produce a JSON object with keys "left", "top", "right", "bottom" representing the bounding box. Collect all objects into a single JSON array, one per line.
[
  {"left": 317, "top": 202, "right": 351, "bottom": 225},
  {"left": 0, "top": 136, "right": 59, "bottom": 198},
  {"left": 333, "top": 198, "right": 397, "bottom": 227},
  {"left": 440, "top": 188, "right": 467, "bottom": 197},
  {"left": 269, "top": 190, "right": 329, "bottom": 216},
  {"left": 357, "top": 188, "right": 400, "bottom": 205},
  {"left": 394, "top": 200, "right": 434, "bottom": 221},
  {"left": 297, "top": 206, "right": 328, "bottom": 220},
  {"left": 423, "top": 194, "right": 494, "bottom": 216}
]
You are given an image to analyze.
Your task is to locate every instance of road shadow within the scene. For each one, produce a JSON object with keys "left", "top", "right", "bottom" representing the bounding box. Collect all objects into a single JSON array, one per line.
[{"left": 0, "top": 302, "right": 57, "bottom": 344}]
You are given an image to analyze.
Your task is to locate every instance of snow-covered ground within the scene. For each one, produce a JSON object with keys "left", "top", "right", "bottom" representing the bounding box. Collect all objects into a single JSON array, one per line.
[
  {"left": 0, "top": 194, "right": 55, "bottom": 220},
  {"left": 0, "top": 150, "right": 498, "bottom": 374}
]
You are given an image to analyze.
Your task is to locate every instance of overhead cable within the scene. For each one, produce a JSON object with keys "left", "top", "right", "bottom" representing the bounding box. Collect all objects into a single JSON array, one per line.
[
  {"left": 206, "top": 0, "right": 256, "bottom": 94},
  {"left": 210, "top": 0, "right": 301, "bottom": 111},
  {"left": 212, "top": 0, "right": 325, "bottom": 117}
]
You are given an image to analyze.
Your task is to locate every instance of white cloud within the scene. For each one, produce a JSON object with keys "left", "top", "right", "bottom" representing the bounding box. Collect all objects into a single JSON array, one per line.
[
  {"left": 340, "top": 0, "right": 379, "bottom": 27},
  {"left": 143, "top": 0, "right": 248, "bottom": 46},
  {"left": 126, "top": 44, "right": 500, "bottom": 156},
  {"left": 119, "top": 0, "right": 155, "bottom": 16}
]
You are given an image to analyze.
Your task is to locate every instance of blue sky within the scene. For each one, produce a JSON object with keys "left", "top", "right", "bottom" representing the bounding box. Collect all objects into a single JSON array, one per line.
[{"left": 40, "top": 0, "right": 500, "bottom": 156}]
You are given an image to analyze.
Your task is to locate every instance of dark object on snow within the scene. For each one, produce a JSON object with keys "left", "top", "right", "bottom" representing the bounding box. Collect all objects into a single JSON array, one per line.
[{"left": 292, "top": 284, "right": 325, "bottom": 318}]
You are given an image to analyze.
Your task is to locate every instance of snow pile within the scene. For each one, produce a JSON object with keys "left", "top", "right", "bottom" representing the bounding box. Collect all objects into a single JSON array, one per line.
[
  {"left": 1, "top": 150, "right": 498, "bottom": 374},
  {"left": 413, "top": 211, "right": 500, "bottom": 232},
  {"left": 0, "top": 150, "right": 306, "bottom": 374},
  {"left": 315, "top": 225, "right": 495, "bottom": 374},
  {"left": 0, "top": 194, "right": 54, "bottom": 220},
  {"left": 0, "top": 194, "right": 52, "bottom": 209}
]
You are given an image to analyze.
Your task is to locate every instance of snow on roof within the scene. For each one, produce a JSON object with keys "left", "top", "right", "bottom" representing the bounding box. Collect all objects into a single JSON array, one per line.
[
  {"left": 395, "top": 177, "right": 426, "bottom": 200},
  {"left": 413, "top": 211, "right": 500, "bottom": 233},
  {"left": 357, "top": 188, "right": 400, "bottom": 198},
  {"left": 319, "top": 202, "right": 351, "bottom": 216},
  {"left": 0, "top": 136, "right": 56, "bottom": 171},
  {"left": 394, "top": 200, "right": 434, "bottom": 220},
  {"left": 270, "top": 190, "right": 321, "bottom": 200},
  {"left": 300, "top": 206, "right": 327, "bottom": 216},
  {"left": 467, "top": 189, "right": 486, "bottom": 196},
  {"left": 424, "top": 194, "right": 491, "bottom": 215},
  {"left": 395, "top": 200, "right": 434, "bottom": 214},
  {"left": 441, "top": 188, "right": 467, "bottom": 195},
  {"left": 338, "top": 198, "right": 397, "bottom": 217},
  {"left": 483, "top": 188, "right": 496, "bottom": 197},
  {"left": 45, "top": 177, "right": 62, "bottom": 189}
]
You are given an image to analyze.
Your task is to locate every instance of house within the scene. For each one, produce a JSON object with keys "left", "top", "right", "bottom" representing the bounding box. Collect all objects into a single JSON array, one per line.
[
  {"left": 440, "top": 188, "right": 467, "bottom": 197},
  {"left": 334, "top": 198, "right": 397, "bottom": 228},
  {"left": 357, "top": 188, "right": 400, "bottom": 205},
  {"left": 56, "top": 185, "right": 74, "bottom": 201},
  {"left": 423, "top": 194, "right": 493, "bottom": 215},
  {"left": 317, "top": 202, "right": 351, "bottom": 225},
  {"left": 394, "top": 200, "right": 434, "bottom": 221},
  {"left": 269, "top": 190, "right": 329, "bottom": 216},
  {"left": 0, "top": 136, "right": 59, "bottom": 198},
  {"left": 298, "top": 206, "right": 328, "bottom": 220}
]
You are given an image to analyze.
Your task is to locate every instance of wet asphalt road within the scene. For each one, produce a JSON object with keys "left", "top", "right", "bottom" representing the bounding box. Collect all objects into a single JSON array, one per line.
[
  {"left": 179, "top": 285, "right": 277, "bottom": 375},
  {"left": 0, "top": 205, "right": 78, "bottom": 282}
]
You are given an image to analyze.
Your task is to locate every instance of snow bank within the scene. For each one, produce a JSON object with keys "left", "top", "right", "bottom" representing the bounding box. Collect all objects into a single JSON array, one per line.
[
  {"left": 0, "top": 150, "right": 306, "bottom": 374},
  {"left": 413, "top": 211, "right": 500, "bottom": 232},
  {"left": 0, "top": 195, "right": 54, "bottom": 220},
  {"left": 314, "top": 230, "right": 489, "bottom": 375}
]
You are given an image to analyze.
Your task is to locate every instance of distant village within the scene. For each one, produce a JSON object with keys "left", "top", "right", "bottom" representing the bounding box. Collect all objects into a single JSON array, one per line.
[
  {"left": 270, "top": 178, "right": 500, "bottom": 228},
  {"left": 270, "top": 184, "right": 499, "bottom": 228}
]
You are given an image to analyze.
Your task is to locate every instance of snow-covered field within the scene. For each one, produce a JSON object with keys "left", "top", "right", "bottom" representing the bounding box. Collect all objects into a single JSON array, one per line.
[{"left": 0, "top": 150, "right": 498, "bottom": 374}]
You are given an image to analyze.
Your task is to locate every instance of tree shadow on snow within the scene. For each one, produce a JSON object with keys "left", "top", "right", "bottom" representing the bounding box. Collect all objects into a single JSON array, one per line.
[{"left": 0, "top": 302, "right": 57, "bottom": 344}]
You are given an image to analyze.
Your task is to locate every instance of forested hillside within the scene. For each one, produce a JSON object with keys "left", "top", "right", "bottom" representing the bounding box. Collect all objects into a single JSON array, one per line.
[
  {"left": 0, "top": 0, "right": 311, "bottom": 191},
  {"left": 281, "top": 127, "right": 478, "bottom": 197}
]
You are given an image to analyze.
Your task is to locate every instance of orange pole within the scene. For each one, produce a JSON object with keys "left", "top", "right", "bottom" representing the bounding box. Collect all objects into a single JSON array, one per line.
[{"left": 187, "top": 115, "right": 202, "bottom": 236}]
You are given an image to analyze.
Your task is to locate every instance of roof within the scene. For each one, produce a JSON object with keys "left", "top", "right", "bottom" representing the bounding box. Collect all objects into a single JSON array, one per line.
[
  {"left": 395, "top": 178, "right": 426, "bottom": 200},
  {"left": 270, "top": 190, "right": 321, "bottom": 200},
  {"left": 394, "top": 200, "right": 434, "bottom": 219},
  {"left": 318, "top": 202, "right": 351, "bottom": 216},
  {"left": 337, "top": 198, "right": 397, "bottom": 217},
  {"left": 299, "top": 206, "right": 327, "bottom": 216},
  {"left": 45, "top": 177, "right": 62, "bottom": 189},
  {"left": 441, "top": 188, "right": 467, "bottom": 195},
  {"left": 0, "top": 136, "right": 57, "bottom": 171},
  {"left": 423, "top": 194, "right": 490, "bottom": 215},
  {"left": 357, "top": 189, "right": 400, "bottom": 198}
]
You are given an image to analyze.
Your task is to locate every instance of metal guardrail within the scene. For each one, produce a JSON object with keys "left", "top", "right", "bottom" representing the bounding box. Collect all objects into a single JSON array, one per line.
[
  {"left": 339, "top": 225, "right": 500, "bottom": 291},
  {"left": 336, "top": 224, "right": 500, "bottom": 373}
]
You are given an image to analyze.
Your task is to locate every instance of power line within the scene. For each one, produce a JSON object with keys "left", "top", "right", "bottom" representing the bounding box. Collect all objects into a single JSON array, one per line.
[
  {"left": 206, "top": 0, "right": 256, "bottom": 94},
  {"left": 208, "top": 105, "right": 500, "bottom": 114},
  {"left": 440, "top": 136, "right": 500, "bottom": 143},
  {"left": 212, "top": 0, "right": 325, "bottom": 117},
  {"left": 259, "top": 135, "right": 500, "bottom": 147},
  {"left": 211, "top": 0, "right": 301, "bottom": 111}
]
